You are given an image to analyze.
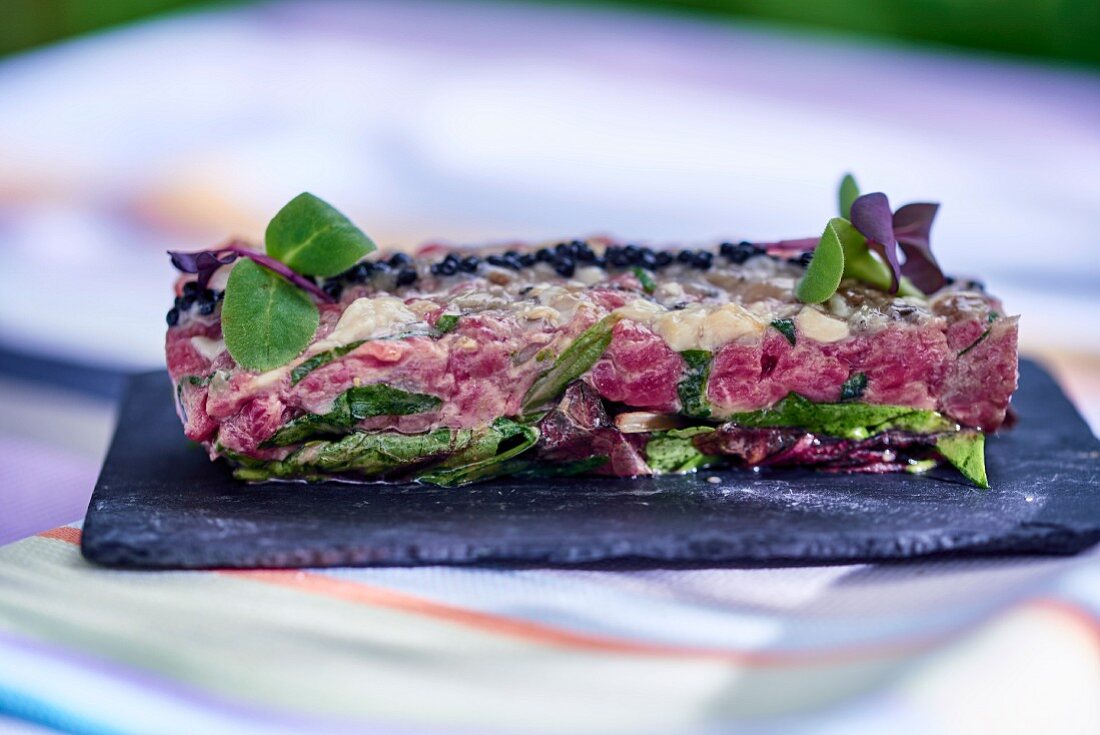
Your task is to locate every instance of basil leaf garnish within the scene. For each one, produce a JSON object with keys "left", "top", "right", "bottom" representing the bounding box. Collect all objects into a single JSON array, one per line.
[
  {"left": 221, "top": 259, "right": 319, "bottom": 372},
  {"left": 265, "top": 193, "right": 377, "bottom": 277},
  {"left": 521, "top": 314, "right": 620, "bottom": 411}
]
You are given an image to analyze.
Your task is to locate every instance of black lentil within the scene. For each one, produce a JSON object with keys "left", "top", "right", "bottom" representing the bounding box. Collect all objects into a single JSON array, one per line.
[
  {"left": 182, "top": 281, "right": 200, "bottom": 297},
  {"left": 638, "top": 248, "right": 658, "bottom": 270},
  {"left": 607, "top": 247, "right": 631, "bottom": 268},
  {"left": 322, "top": 281, "right": 343, "bottom": 299},
  {"left": 395, "top": 268, "right": 418, "bottom": 286},
  {"left": 790, "top": 252, "right": 814, "bottom": 267},
  {"left": 459, "top": 256, "right": 480, "bottom": 273},
  {"left": 554, "top": 258, "right": 575, "bottom": 278},
  {"left": 431, "top": 261, "right": 457, "bottom": 276},
  {"left": 535, "top": 248, "right": 554, "bottom": 263},
  {"left": 677, "top": 249, "right": 695, "bottom": 263},
  {"left": 518, "top": 253, "right": 536, "bottom": 267},
  {"left": 389, "top": 252, "right": 413, "bottom": 268},
  {"left": 197, "top": 300, "right": 217, "bottom": 316},
  {"left": 654, "top": 251, "right": 673, "bottom": 267},
  {"left": 166, "top": 307, "right": 179, "bottom": 326},
  {"left": 346, "top": 262, "right": 372, "bottom": 282},
  {"left": 720, "top": 241, "right": 766, "bottom": 264},
  {"left": 691, "top": 251, "right": 713, "bottom": 270}
]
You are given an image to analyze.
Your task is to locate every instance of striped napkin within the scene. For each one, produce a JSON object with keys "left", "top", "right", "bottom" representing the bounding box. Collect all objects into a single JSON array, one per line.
[{"left": 1, "top": 524, "right": 1097, "bottom": 734}]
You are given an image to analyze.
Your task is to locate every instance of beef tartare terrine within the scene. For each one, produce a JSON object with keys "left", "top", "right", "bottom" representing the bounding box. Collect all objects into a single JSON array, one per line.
[{"left": 165, "top": 186, "right": 1017, "bottom": 488}]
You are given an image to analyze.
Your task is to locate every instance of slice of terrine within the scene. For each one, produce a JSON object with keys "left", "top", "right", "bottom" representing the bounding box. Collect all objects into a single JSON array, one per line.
[{"left": 165, "top": 184, "right": 1017, "bottom": 487}]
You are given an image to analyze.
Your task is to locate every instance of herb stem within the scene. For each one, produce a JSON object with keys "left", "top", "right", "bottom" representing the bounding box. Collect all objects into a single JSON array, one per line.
[
  {"left": 222, "top": 240, "right": 335, "bottom": 303},
  {"left": 754, "top": 237, "right": 818, "bottom": 253}
]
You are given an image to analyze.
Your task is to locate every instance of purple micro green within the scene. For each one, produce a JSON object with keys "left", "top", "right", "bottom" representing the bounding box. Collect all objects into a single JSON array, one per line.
[
  {"left": 849, "top": 192, "right": 902, "bottom": 294},
  {"left": 168, "top": 241, "right": 334, "bottom": 303},
  {"left": 893, "top": 202, "right": 945, "bottom": 293},
  {"left": 168, "top": 250, "right": 238, "bottom": 290}
]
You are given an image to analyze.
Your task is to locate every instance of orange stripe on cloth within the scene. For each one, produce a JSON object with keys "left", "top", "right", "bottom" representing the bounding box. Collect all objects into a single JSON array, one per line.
[
  {"left": 38, "top": 526, "right": 83, "bottom": 544},
  {"left": 36, "top": 526, "right": 1100, "bottom": 666}
]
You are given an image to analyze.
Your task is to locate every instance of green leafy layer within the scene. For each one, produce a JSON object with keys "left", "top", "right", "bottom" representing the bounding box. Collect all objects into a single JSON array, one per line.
[
  {"left": 677, "top": 350, "right": 713, "bottom": 419},
  {"left": 290, "top": 341, "right": 366, "bottom": 385},
  {"left": 266, "top": 384, "right": 442, "bottom": 446},
  {"left": 418, "top": 419, "right": 539, "bottom": 487},
  {"left": 236, "top": 420, "right": 543, "bottom": 487},
  {"left": 936, "top": 432, "right": 989, "bottom": 489},
  {"left": 646, "top": 427, "right": 718, "bottom": 473},
  {"left": 727, "top": 393, "right": 955, "bottom": 441},
  {"left": 522, "top": 314, "right": 620, "bottom": 411}
]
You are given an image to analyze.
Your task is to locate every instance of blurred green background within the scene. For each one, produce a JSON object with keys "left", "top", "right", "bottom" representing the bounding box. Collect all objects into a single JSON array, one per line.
[{"left": 1, "top": 0, "right": 1098, "bottom": 66}]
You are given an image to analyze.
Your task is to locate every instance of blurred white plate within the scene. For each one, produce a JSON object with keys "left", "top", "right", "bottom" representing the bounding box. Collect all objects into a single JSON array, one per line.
[{"left": 0, "top": 0, "right": 1097, "bottom": 368}]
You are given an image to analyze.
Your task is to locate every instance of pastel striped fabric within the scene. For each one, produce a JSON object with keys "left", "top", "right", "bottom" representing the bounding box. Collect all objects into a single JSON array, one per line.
[{"left": 0, "top": 524, "right": 1097, "bottom": 734}]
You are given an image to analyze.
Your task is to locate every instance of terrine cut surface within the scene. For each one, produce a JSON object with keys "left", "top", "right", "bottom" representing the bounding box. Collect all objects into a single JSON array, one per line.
[{"left": 166, "top": 238, "right": 1018, "bottom": 486}]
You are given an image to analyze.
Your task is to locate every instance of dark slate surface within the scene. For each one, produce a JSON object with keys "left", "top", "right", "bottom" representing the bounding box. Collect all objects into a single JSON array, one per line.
[{"left": 81, "top": 360, "right": 1100, "bottom": 569}]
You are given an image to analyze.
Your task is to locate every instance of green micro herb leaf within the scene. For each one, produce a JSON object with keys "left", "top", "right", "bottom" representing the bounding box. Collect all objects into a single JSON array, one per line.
[
  {"left": 435, "top": 314, "right": 460, "bottom": 334},
  {"left": 677, "top": 350, "right": 713, "bottom": 418},
  {"left": 770, "top": 319, "right": 796, "bottom": 346},
  {"left": 265, "top": 192, "right": 376, "bottom": 277},
  {"left": 796, "top": 218, "right": 848, "bottom": 303},
  {"left": 290, "top": 341, "right": 366, "bottom": 385},
  {"left": 839, "top": 372, "right": 868, "bottom": 401},
  {"left": 839, "top": 173, "right": 860, "bottom": 219},
  {"left": 632, "top": 267, "right": 657, "bottom": 294},
  {"left": 221, "top": 258, "right": 319, "bottom": 372},
  {"left": 936, "top": 431, "right": 989, "bottom": 489},
  {"left": 522, "top": 314, "right": 620, "bottom": 411}
]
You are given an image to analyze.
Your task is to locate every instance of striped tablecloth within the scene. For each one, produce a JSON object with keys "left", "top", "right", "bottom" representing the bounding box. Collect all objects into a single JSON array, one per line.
[
  {"left": 1, "top": 523, "right": 1098, "bottom": 734},
  {"left": 1, "top": 1, "right": 1098, "bottom": 732}
]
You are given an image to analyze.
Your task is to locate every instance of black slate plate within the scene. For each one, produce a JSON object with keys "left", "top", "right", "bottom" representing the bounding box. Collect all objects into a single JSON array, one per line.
[{"left": 81, "top": 360, "right": 1100, "bottom": 569}]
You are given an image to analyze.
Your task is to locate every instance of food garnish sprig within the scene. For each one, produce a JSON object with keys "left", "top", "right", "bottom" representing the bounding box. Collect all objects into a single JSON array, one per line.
[
  {"left": 168, "top": 193, "right": 376, "bottom": 371},
  {"left": 796, "top": 174, "right": 945, "bottom": 303}
]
